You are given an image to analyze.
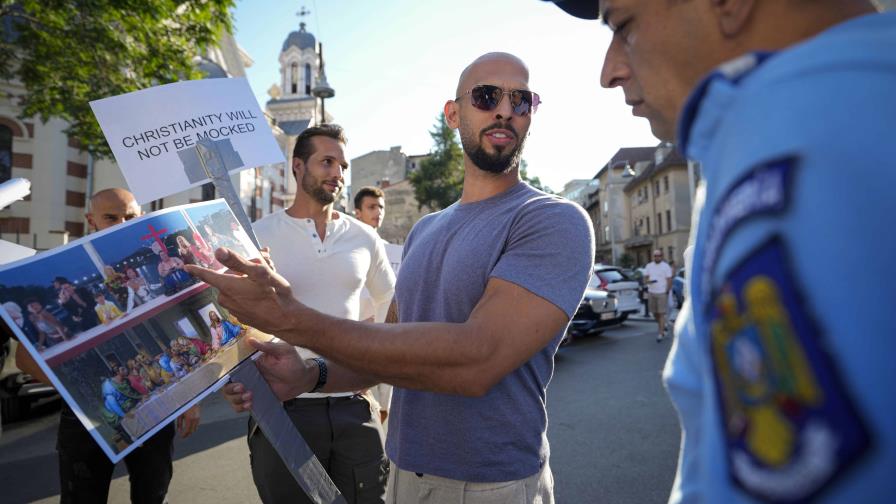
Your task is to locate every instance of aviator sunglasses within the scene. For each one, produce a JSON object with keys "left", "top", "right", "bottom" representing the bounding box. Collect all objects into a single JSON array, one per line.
[{"left": 456, "top": 85, "right": 541, "bottom": 116}]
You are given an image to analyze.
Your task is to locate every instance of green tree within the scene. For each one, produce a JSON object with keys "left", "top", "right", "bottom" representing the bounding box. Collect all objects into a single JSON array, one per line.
[
  {"left": 0, "top": 0, "right": 234, "bottom": 156},
  {"left": 409, "top": 112, "right": 464, "bottom": 210},
  {"left": 519, "top": 159, "right": 552, "bottom": 194}
]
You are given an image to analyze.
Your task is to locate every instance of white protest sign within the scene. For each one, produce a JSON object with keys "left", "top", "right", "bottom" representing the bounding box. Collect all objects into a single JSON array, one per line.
[{"left": 90, "top": 78, "right": 285, "bottom": 204}]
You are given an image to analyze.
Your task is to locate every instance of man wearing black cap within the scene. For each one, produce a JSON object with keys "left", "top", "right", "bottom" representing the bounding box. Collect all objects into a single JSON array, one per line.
[{"left": 545, "top": 1, "right": 896, "bottom": 503}]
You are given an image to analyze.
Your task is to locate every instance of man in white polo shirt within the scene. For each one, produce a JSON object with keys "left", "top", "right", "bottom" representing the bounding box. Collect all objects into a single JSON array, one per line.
[
  {"left": 354, "top": 185, "right": 389, "bottom": 326},
  {"left": 353, "top": 186, "right": 395, "bottom": 428},
  {"left": 644, "top": 248, "right": 673, "bottom": 342},
  {"left": 250, "top": 124, "right": 395, "bottom": 503}
]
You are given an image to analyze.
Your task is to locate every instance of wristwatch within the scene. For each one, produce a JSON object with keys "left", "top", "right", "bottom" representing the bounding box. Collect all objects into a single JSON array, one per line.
[{"left": 310, "top": 357, "right": 328, "bottom": 393}]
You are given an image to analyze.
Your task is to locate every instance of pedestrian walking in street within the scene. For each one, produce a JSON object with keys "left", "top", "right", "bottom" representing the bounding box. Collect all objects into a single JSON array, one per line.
[{"left": 643, "top": 249, "right": 673, "bottom": 342}]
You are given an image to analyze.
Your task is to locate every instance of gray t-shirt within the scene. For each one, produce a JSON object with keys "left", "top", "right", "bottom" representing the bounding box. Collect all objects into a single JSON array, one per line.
[{"left": 387, "top": 181, "right": 595, "bottom": 482}]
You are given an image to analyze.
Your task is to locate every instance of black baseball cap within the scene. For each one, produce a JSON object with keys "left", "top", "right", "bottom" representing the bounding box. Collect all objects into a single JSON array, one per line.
[{"left": 544, "top": 0, "right": 600, "bottom": 20}]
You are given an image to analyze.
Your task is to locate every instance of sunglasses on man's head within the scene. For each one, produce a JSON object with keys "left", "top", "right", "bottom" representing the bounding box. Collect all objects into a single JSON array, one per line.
[{"left": 456, "top": 84, "right": 541, "bottom": 116}]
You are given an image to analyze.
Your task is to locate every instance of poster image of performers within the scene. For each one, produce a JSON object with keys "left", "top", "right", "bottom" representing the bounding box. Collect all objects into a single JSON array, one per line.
[
  {"left": 0, "top": 200, "right": 265, "bottom": 462},
  {"left": 183, "top": 203, "right": 255, "bottom": 261}
]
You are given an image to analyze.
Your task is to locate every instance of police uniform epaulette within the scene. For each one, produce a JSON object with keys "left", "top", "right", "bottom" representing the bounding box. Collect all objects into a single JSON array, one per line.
[{"left": 676, "top": 51, "right": 776, "bottom": 153}]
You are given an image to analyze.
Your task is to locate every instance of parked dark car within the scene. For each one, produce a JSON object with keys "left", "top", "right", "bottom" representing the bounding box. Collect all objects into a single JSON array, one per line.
[{"left": 672, "top": 267, "right": 686, "bottom": 309}]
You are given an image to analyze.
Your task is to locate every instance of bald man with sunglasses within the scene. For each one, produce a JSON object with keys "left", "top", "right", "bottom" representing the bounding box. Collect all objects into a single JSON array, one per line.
[{"left": 190, "top": 52, "right": 594, "bottom": 504}]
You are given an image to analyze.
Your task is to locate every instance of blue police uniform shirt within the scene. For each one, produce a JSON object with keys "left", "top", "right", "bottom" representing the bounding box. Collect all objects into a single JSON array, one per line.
[{"left": 664, "top": 11, "right": 896, "bottom": 503}]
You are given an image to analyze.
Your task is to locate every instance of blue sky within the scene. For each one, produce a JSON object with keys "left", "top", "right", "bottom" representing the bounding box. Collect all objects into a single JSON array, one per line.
[
  {"left": 232, "top": 0, "right": 659, "bottom": 192},
  {"left": 91, "top": 212, "right": 193, "bottom": 267},
  {"left": 183, "top": 201, "right": 232, "bottom": 230},
  {"left": 0, "top": 246, "right": 99, "bottom": 289}
]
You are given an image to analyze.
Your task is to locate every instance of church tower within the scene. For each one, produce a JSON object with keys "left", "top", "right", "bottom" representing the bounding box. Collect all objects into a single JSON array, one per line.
[
  {"left": 263, "top": 12, "right": 337, "bottom": 211},
  {"left": 265, "top": 21, "right": 324, "bottom": 135}
]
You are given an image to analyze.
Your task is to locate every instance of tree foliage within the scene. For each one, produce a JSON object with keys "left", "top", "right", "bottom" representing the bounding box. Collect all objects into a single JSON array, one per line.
[
  {"left": 519, "top": 159, "right": 552, "bottom": 194},
  {"left": 619, "top": 252, "right": 635, "bottom": 269},
  {"left": 0, "top": 0, "right": 234, "bottom": 156},
  {"left": 409, "top": 112, "right": 464, "bottom": 211},
  {"left": 409, "top": 113, "right": 554, "bottom": 209}
]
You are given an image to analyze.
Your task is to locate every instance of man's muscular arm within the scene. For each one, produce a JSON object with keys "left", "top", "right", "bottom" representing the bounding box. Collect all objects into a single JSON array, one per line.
[
  {"left": 221, "top": 338, "right": 381, "bottom": 412},
  {"left": 190, "top": 254, "right": 568, "bottom": 397},
  {"left": 294, "top": 278, "right": 567, "bottom": 396}
]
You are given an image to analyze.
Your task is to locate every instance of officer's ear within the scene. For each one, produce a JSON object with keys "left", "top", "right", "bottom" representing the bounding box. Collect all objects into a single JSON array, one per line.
[{"left": 709, "top": 0, "right": 756, "bottom": 37}]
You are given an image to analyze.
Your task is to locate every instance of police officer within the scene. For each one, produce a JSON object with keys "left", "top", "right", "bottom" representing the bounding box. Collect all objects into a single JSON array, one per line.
[{"left": 545, "top": 0, "right": 895, "bottom": 502}]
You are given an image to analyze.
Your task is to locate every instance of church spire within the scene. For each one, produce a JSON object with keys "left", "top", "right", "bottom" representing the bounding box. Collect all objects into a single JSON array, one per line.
[
  {"left": 297, "top": 5, "right": 311, "bottom": 32},
  {"left": 267, "top": 4, "right": 330, "bottom": 134}
]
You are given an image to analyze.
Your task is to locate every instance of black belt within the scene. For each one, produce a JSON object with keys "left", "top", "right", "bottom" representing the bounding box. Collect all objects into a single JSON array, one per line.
[{"left": 283, "top": 394, "right": 360, "bottom": 407}]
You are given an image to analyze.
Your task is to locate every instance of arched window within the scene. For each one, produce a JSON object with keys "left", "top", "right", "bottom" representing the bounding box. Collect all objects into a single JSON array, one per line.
[
  {"left": 305, "top": 63, "right": 312, "bottom": 95},
  {"left": 290, "top": 62, "right": 299, "bottom": 94},
  {"left": 0, "top": 125, "right": 12, "bottom": 183}
]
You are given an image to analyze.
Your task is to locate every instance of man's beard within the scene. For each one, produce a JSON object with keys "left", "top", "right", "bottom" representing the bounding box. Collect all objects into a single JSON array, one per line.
[
  {"left": 302, "top": 172, "right": 341, "bottom": 205},
  {"left": 460, "top": 121, "right": 526, "bottom": 174}
]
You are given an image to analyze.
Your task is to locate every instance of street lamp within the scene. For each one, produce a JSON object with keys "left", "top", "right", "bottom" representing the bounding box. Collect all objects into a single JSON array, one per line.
[
  {"left": 608, "top": 161, "right": 635, "bottom": 266},
  {"left": 311, "top": 42, "right": 335, "bottom": 125}
]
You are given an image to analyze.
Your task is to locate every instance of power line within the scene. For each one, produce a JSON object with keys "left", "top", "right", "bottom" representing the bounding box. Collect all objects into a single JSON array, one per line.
[{"left": 312, "top": 0, "right": 323, "bottom": 40}]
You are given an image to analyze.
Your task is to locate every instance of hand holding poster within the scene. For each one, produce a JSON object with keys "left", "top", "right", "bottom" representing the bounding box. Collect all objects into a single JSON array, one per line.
[
  {"left": 89, "top": 76, "right": 344, "bottom": 502},
  {"left": 89, "top": 78, "right": 286, "bottom": 204},
  {"left": 0, "top": 200, "right": 267, "bottom": 462}
]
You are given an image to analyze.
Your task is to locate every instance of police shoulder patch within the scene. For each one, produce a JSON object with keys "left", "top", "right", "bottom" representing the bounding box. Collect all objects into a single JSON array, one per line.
[
  {"left": 699, "top": 156, "right": 796, "bottom": 307},
  {"left": 708, "top": 237, "right": 870, "bottom": 502}
]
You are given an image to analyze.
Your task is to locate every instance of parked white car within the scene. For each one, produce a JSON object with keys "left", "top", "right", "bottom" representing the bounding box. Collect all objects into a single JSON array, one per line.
[
  {"left": 592, "top": 265, "right": 642, "bottom": 321},
  {"left": 561, "top": 287, "right": 619, "bottom": 346}
]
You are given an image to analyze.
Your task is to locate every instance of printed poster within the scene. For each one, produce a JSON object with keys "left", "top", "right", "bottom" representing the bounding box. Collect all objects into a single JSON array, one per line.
[{"left": 0, "top": 200, "right": 269, "bottom": 462}]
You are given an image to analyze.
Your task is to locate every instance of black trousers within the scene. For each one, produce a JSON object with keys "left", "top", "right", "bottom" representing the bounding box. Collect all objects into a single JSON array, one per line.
[
  {"left": 248, "top": 395, "right": 388, "bottom": 504},
  {"left": 57, "top": 404, "right": 175, "bottom": 504}
]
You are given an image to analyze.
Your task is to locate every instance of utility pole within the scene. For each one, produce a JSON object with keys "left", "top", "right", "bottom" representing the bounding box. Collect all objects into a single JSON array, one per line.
[{"left": 312, "top": 42, "right": 335, "bottom": 124}]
